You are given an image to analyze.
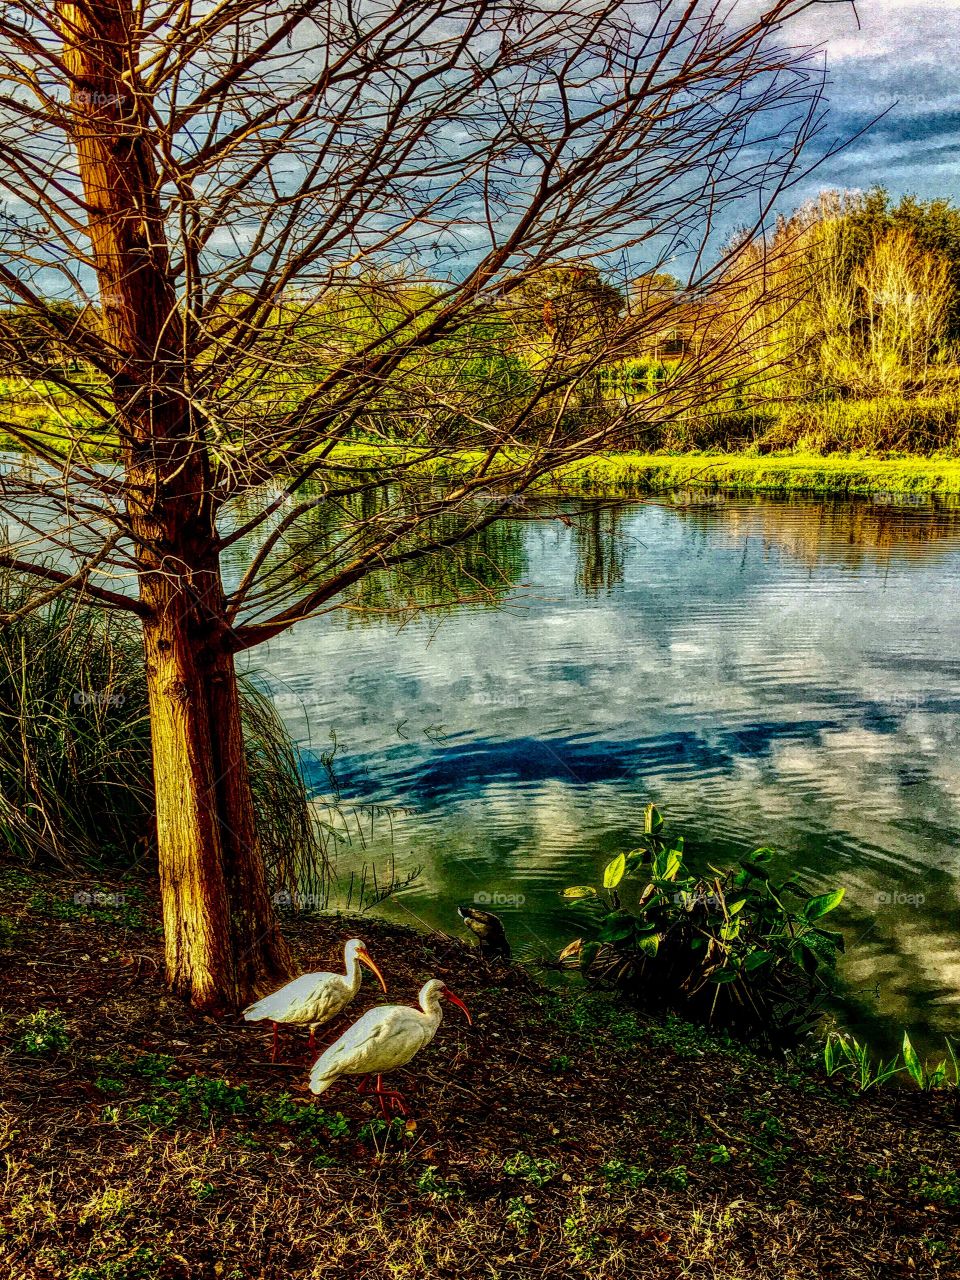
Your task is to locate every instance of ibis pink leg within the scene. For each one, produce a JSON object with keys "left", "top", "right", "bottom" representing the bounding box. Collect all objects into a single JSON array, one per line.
[{"left": 359, "top": 1074, "right": 409, "bottom": 1118}]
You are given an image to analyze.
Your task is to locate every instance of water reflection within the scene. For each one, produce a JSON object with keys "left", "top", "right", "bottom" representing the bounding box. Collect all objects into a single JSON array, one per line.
[{"left": 252, "top": 494, "right": 960, "bottom": 1054}]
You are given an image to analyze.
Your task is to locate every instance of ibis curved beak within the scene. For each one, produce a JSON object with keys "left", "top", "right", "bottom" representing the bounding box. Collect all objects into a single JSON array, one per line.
[
  {"left": 445, "top": 990, "right": 472, "bottom": 1025},
  {"left": 358, "top": 948, "right": 388, "bottom": 993}
]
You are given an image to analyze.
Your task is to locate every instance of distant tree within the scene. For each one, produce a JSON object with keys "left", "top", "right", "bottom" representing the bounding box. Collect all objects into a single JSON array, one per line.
[
  {"left": 857, "top": 228, "right": 953, "bottom": 389},
  {"left": 500, "top": 263, "right": 626, "bottom": 408},
  {"left": 890, "top": 194, "right": 960, "bottom": 347}
]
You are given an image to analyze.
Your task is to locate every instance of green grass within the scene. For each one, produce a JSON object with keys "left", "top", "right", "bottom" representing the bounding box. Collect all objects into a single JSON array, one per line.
[{"left": 322, "top": 442, "right": 960, "bottom": 498}]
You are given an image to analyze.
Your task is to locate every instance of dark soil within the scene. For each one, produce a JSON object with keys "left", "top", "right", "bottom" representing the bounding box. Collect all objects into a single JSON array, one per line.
[{"left": 0, "top": 867, "right": 958, "bottom": 1279}]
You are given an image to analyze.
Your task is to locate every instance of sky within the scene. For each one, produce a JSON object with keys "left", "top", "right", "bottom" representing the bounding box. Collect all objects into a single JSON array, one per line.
[{"left": 787, "top": 0, "right": 960, "bottom": 207}]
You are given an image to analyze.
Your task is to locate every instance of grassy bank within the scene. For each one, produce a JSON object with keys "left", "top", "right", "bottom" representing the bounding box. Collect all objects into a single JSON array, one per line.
[
  {"left": 1, "top": 867, "right": 958, "bottom": 1279},
  {"left": 327, "top": 443, "right": 960, "bottom": 500}
]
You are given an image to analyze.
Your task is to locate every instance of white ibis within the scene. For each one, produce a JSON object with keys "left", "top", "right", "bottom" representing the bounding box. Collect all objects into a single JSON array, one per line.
[
  {"left": 308, "top": 978, "right": 472, "bottom": 1116},
  {"left": 243, "top": 938, "right": 388, "bottom": 1062}
]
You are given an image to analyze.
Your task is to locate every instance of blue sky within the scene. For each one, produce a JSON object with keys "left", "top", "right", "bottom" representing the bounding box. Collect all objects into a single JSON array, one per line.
[{"left": 788, "top": 0, "right": 959, "bottom": 206}]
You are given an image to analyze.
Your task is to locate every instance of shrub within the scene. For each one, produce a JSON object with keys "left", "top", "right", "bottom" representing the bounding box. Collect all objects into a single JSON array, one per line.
[
  {"left": 13, "top": 1008, "right": 69, "bottom": 1055},
  {"left": 563, "top": 805, "right": 845, "bottom": 1049}
]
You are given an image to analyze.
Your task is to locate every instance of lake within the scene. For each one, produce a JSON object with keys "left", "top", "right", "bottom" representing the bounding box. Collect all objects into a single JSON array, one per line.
[{"left": 250, "top": 491, "right": 960, "bottom": 1056}]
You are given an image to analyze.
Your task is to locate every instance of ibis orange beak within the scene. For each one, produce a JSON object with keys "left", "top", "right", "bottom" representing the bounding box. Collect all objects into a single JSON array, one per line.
[
  {"left": 445, "top": 990, "right": 472, "bottom": 1025},
  {"left": 358, "top": 948, "right": 388, "bottom": 993}
]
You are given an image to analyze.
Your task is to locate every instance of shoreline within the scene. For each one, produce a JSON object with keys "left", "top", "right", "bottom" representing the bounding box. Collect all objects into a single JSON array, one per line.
[
  {"left": 5, "top": 430, "right": 960, "bottom": 499},
  {"left": 323, "top": 444, "right": 960, "bottom": 501}
]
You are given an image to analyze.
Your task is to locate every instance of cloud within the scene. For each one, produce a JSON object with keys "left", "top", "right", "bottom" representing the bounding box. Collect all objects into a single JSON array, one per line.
[{"left": 784, "top": 1, "right": 960, "bottom": 200}]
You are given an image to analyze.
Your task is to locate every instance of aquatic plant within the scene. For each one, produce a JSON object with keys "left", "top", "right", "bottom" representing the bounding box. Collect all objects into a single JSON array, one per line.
[{"left": 563, "top": 805, "right": 846, "bottom": 1049}]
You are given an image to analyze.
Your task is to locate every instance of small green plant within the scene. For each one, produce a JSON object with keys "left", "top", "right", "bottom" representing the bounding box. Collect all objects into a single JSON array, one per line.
[
  {"left": 66, "top": 1245, "right": 163, "bottom": 1280},
  {"left": 357, "top": 1115, "right": 407, "bottom": 1143},
  {"left": 902, "top": 1032, "right": 960, "bottom": 1090},
  {"left": 95, "top": 1075, "right": 126, "bottom": 1095},
  {"left": 660, "top": 1163, "right": 689, "bottom": 1190},
  {"left": 505, "top": 1197, "right": 535, "bottom": 1236},
  {"left": 599, "top": 1158, "right": 651, "bottom": 1188},
  {"left": 180, "top": 1075, "right": 249, "bottom": 1121},
  {"left": 909, "top": 1167, "right": 960, "bottom": 1208},
  {"left": 698, "top": 1143, "right": 733, "bottom": 1166},
  {"left": 13, "top": 1008, "right": 69, "bottom": 1055},
  {"left": 126, "top": 1053, "right": 175, "bottom": 1087},
  {"left": 563, "top": 805, "right": 845, "bottom": 1048},
  {"left": 415, "top": 1165, "right": 463, "bottom": 1201},
  {"left": 263, "top": 1090, "right": 352, "bottom": 1139},
  {"left": 823, "top": 1032, "right": 902, "bottom": 1091},
  {"left": 0, "top": 915, "right": 19, "bottom": 949},
  {"left": 503, "top": 1152, "right": 558, "bottom": 1187},
  {"left": 188, "top": 1179, "right": 217, "bottom": 1202},
  {"left": 563, "top": 1191, "right": 599, "bottom": 1263}
]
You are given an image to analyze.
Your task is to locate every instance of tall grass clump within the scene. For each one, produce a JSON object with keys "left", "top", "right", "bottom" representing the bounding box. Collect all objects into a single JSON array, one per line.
[{"left": 0, "top": 571, "right": 327, "bottom": 884}]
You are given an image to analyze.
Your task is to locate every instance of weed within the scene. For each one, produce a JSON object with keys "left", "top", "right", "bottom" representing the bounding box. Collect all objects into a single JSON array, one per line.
[
  {"left": 12, "top": 1008, "right": 69, "bottom": 1055},
  {"left": 599, "top": 1158, "right": 651, "bottom": 1188},
  {"left": 697, "top": 1143, "right": 733, "bottom": 1166},
  {"left": 505, "top": 1197, "right": 535, "bottom": 1235},
  {"left": 503, "top": 1152, "right": 558, "bottom": 1187},
  {"left": 909, "top": 1167, "right": 960, "bottom": 1208},
  {"left": 563, "top": 1191, "right": 599, "bottom": 1263},
  {"left": 661, "top": 1164, "right": 690, "bottom": 1190},
  {"left": 415, "top": 1165, "right": 463, "bottom": 1201},
  {"left": 94, "top": 1076, "right": 126, "bottom": 1095},
  {"left": 66, "top": 1246, "right": 163, "bottom": 1280}
]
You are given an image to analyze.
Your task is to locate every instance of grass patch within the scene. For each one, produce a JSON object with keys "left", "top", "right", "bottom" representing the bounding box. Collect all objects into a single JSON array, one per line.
[{"left": 319, "top": 441, "right": 960, "bottom": 499}]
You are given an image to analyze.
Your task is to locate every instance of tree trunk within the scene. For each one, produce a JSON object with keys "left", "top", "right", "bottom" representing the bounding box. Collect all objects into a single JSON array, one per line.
[
  {"left": 141, "top": 563, "right": 294, "bottom": 1010},
  {"left": 60, "top": 0, "right": 294, "bottom": 1008}
]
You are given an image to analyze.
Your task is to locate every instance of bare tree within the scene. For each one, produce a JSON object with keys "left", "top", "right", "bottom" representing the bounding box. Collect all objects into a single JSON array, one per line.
[{"left": 0, "top": 0, "right": 839, "bottom": 1008}]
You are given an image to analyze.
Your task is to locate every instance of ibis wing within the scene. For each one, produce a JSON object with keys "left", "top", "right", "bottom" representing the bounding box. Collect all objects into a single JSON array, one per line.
[
  {"left": 243, "top": 970, "right": 334, "bottom": 1023},
  {"left": 312, "top": 1008, "right": 428, "bottom": 1081}
]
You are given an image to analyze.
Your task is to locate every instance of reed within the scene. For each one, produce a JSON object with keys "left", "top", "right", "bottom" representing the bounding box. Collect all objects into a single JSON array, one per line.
[{"left": 0, "top": 571, "right": 328, "bottom": 887}]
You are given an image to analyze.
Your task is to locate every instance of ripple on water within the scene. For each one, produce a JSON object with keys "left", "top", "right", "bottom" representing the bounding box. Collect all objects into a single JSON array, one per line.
[{"left": 256, "top": 495, "right": 960, "bottom": 1053}]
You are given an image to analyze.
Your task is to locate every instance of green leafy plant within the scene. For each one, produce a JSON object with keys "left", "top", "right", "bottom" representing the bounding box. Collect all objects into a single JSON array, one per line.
[
  {"left": 0, "top": 915, "right": 18, "bottom": 948},
  {"left": 563, "top": 805, "right": 846, "bottom": 1048},
  {"left": 502, "top": 1152, "right": 558, "bottom": 1187},
  {"left": 505, "top": 1197, "right": 535, "bottom": 1236},
  {"left": 823, "top": 1033, "right": 902, "bottom": 1091},
  {"left": 902, "top": 1033, "right": 960, "bottom": 1091},
  {"left": 825, "top": 1031, "right": 959, "bottom": 1092},
  {"left": 415, "top": 1165, "right": 463, "bottom": 1201},
  {"left": 13, "top": 1008, "right": 69, "bottom": 1055},
  {"left": 599, "top": 1159, "right": 651, "bottom": 1188}
]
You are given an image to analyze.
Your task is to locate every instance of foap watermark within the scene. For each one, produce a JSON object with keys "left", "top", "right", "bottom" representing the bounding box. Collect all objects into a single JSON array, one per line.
[
  {"left": 73, "top": 690, "right": 126, "bottom": 708},
  {"left": 870, "top": 491, "right": 927, "bottom": 508},
  {"left": 881, "top": 690, "right": 924, "bottom": 713},
  {"left": 73, "top": 890, "right": 125, "bottom": 907},
  {"left": 473, "top": 690, "right": 527, "bottom": 709},
  {"left": 876, "top": 889, "right": 925, "bottom": 907},
  {"left": 673, "top": 888, "right": 724, "bottom": 909},
  {"left": 473, "top": 890, "right": 525, "bottom": 908},
  {"left": 75, "top": 90, "right": 127, "bottom": 108},
  {"left": 272, "top": 888, "right": 325, "bottom": 912},
  {"left": 473, "top": 491, "right": 529, "bottom": 509}
]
